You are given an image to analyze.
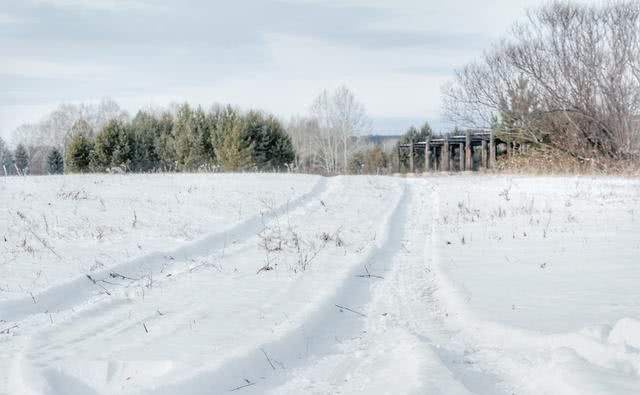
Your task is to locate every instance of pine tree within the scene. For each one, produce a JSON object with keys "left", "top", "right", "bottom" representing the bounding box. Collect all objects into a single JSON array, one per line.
[
  {"left": 243, "top": 111, "right": 295, "bottom": 170},
  {"left": 14, "top": 144, "right": 29, "bottom": 173},
  {"left": 209, "top": 105, "right": 242, "bottom": 154},
  {"left": 157, "top": 112, "right": 176, "bottom": 170},
  {"left": 65, "top": 133, "right": 94, "bottom": 173},
  {"left": 173, "top": 104, "right": 196, "bottom": 170},
  {"left": 192, "top": 107, "right": 213, "bottom": 167},
  {"left": 215, "top": 122, "right": 254, "bottom": 171},
  {"left": 47, "top": 148, "right": 65, "bottom": 174},
  {"left": 398, "top": 122, "right": 432, "bottom": 170},
  {"left": 94, "top": 120, "right": 133, "bottom": 171},
  {"left": 130, "top": 111, "right": 162, "bottom": 172},
  {"left": 0, "top": 137, "right": 14, "bottom": 175},
  {"left": 348, "top": 151, "right": 366, "bottom": 174},
  {"left": 68, "top": 119, "right": 94, "bottom": 143}
]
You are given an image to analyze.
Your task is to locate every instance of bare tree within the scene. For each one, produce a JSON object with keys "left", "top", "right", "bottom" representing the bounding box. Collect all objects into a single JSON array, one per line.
[
  {"left": 11, "top": 98, "right": 129, "bottom": 151},
  {"left": 310, "top": 86, "right": 370, "bottom": 174},
  {"left": 285, "top": 116, "right": 320, "bottom": 172},
  {"left": 444, "top": 1, "right": 640, "bottom": 161}
]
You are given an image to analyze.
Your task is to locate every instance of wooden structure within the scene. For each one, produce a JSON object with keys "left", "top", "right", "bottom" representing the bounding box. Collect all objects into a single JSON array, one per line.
[{"left": 397, "top": 130, "right": 502, "bottom": 173}]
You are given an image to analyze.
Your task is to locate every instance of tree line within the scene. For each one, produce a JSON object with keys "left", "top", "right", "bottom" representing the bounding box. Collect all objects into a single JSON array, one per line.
[
  {"left": 3, "top": 86, "right": 414, "bottom": 176},
  {"left": 62, "top": 104, "right": 295, "bottom": 173},
  {"left": 1, "top": 104, "right": 295, "bottom": 175}
]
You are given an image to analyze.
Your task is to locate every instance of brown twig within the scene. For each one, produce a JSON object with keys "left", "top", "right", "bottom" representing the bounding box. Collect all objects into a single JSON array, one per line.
[
  {"left": 0, "top": 324, "right": 19, "bottom": 334},
  {"left": 356, "top": 266, "right": 384, "bottom": 280},
  {"left": 86, "top": 274, "right": 112, "bottom": 296},
  {"left": 230, "top": 379, "right": 255, "bottom": 392},
  {"left": 335, "top": 304, "right": 367, "bottom": 317},
  {"left": 261, "top": 348, "right": 276, "bottom": 370}
]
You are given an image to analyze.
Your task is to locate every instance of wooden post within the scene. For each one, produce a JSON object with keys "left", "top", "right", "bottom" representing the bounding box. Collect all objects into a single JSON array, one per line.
[
  {"left": 458, "top": 143, "right": 464, "bottom": 171},
  {"left": 425, "top": 138, "right": 431, "bottom": 171},
  {"left": 442, "top": 138, "right": 449, "bottom": 171},
  {"left": 481, "top": 140, "right": 487, "bottom": 168},
  {"left": 506, "top": 141, "right": 512, "bottom": 159},
  {"left": 465, "top": 131, "right": 472, "bottom": 171},
  {"left": 450, "top": 145, "right": 454, "bottom": 171},
  {"left": 489, "top": 130, "right": 496, "bottom": 169},
  {"left": 409, "top": 142, "right": 414, "bottom": 173},
  {"left": 396, "top": 145, "right": 401, "bottom": 172}
]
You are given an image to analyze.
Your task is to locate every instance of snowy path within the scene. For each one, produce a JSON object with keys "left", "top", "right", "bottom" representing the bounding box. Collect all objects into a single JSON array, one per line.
[
  {"left": 1, "top": 175, "right": 639, "bottom": 395},
  {"left": 267, "top": 180, "right": 509, "bottom": 395}
]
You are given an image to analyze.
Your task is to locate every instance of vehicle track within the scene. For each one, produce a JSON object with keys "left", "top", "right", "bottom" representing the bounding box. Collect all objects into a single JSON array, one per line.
[
  {"left": 0, "top": 177, "right": 328, "bottom": 323},
  {"left": 145, "top": 183, "right": 410, "bottom": 394},
  {"left": 248, "top": 180, "right": 510, "bottom": 395},
  {"left": 6, "top": 178, "right": 513, "bottom": 395},
  {"left": 9, "top": 177, "right": 401, "bottom": 395}
]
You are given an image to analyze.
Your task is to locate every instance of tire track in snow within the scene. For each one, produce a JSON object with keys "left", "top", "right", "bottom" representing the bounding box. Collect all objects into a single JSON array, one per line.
[
  {"left": 146, "top": 182, "right": 411, "bottom": 395},
  {"left": 263, "top": 180, "right": 509, "bottom": 395},
  {"left": 0, "top": 177, "right": 328, "bottom": 323},
  {"left": 8, "top": 176, "right": 390, "bottom": 395},
  {"left": 22, "top": 178, "right": 339, "bottom": 367},
  {"left": 399, "top": 181, "right": 508, "bottom": 395}
]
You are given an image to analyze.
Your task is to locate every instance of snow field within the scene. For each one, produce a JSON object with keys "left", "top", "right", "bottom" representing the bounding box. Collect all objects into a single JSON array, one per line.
[
  {"left": 2, "top": 175, "right": 406, "bottom": 394},
  {"left": 0, "top": 173, "right": 321, "bottom": 301},
  {"left": 1, "top": 174, "right": 639, "bottom": 395},
  {"left": 429, "top": 176, "right": 640, "bottom": 395}
]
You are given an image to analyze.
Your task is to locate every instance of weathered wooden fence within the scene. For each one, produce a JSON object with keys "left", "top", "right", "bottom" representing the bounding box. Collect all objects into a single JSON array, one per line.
[{"left": 397, "top": 130, "right": 523, "bottom": 172}]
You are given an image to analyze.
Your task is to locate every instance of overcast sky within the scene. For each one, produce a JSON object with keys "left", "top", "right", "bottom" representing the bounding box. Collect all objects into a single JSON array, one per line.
[{"left": 0, "top": 0, "right": 592, "bottom": 139}]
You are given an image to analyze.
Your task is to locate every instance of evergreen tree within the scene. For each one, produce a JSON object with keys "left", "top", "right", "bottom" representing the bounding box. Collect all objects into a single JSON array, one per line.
[
  {"left": 209, "top": 105, "right": 242, "bottom": 154},
  {"left": 242, "top": 111, "right": 295, "bottom": 170},
  {"left": 69, "top": 119, "right": 94, "bottom": 141},
  {"left": 174, "top": 105, "right": 217, "bottom": 170},
  {"left": 215, "top": 122, "right": 254, "bottom": 171},
  {"left": 192, "top": 107, "right": 213, "bottom": 167},
  {"left": 94, "top": 119, "right": 134, "bottom": 171},
  {"left": 398, "top": 122, "right": 432, "bottom": 170},
  {"left": 14, "top": 144, "right": 29, "bottom": 173},
  {"left": 65, "top": 133, "right": 94, "bottom": 173},
  {"left": 47, "top": 148, "right": 65, "bottom": 174},
  {"left": 0, "top": 137, "right": 15, "bottom": 175},
  {"left": 347, "top": 150, "right": 366, "bottom": 174},
  {"left": 130, "top": 111, "right": 162, "bottom": 172},
  {"left": 173, "top": 103, "right": 195, "bottom": 170},
  {"left": 157, "top": 112, "right": 177, "bottom": 170}
]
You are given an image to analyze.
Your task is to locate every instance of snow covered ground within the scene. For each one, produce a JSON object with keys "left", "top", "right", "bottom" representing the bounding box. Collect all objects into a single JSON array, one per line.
[{"left": 0, "top": 173, "right": 639, "bottom": 394}]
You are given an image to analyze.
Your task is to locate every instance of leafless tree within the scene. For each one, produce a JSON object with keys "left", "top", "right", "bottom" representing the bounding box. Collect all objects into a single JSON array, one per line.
[
  {"left": 285, "top": 116, "right": 321, "bottom": 172},
  {"left": 27, "top": 145, "right": 51, "bottom": 175},
  {"left": 11, "top": 98, "right": 129, "bottom": 151},
  {"left": 310, "top": 86, "right": 370, "bottom": 174},
  {"left": 444, "top": 1, "right": 640, "bottom": 161}
]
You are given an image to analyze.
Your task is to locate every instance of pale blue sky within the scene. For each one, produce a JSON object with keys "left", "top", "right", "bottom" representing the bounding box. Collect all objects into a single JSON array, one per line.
[{"left": 0, "top": 0, "right": 594, "bottom": 138}]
